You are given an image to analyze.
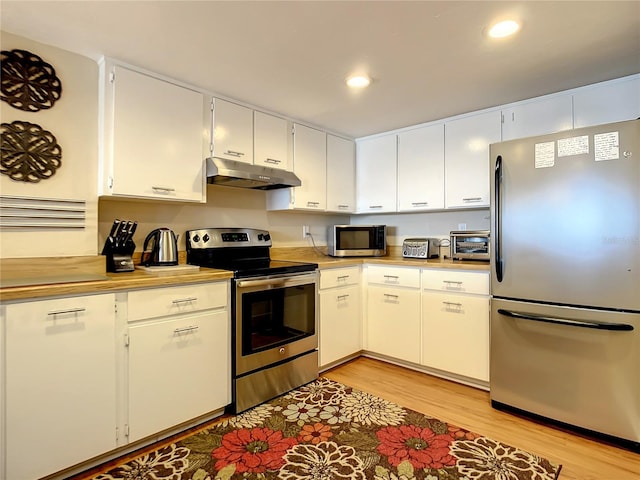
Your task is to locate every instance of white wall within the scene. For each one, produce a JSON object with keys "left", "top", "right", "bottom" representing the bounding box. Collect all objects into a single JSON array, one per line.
[
  {"left": 98, "top": 185, "right": 349, "bottom": 252},
  {"left": 352, "top": 209, "right": 490, "bottom": 246},
  {"left": 0, "top": 32, "right": 99, "bottom": 258}
]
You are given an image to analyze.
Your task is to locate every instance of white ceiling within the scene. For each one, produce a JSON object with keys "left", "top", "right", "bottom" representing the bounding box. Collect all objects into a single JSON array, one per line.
[{"left": 2, "top": 1, "right": 639, "bottom": 138}]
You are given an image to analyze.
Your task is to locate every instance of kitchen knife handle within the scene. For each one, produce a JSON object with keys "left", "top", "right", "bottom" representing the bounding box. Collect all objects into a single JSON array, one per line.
[{"left": 494, "top": 155, "right": 504, "bottom": 282}]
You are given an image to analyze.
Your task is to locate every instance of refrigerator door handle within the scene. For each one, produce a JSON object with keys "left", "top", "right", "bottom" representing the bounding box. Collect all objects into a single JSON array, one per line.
[
  {"left": 494, "top": 155, "right": 504, "bottom": 282},
  {"left": 497, "top": 308, "right": 634, "bottom": 331}
]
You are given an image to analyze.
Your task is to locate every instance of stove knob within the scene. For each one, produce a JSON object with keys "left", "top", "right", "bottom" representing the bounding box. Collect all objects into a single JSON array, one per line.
[
  {"left": 257, "top": 233, "right": 264, "bottom": 241},
  {"left": 264, "top": 233, "right": 271, "bottom": 241},
  {"left": 192, "top": 234, "right": 200, "bottom": 243},
  {"left": 203, "top": 233, "right": 210, "bottom": 243}
]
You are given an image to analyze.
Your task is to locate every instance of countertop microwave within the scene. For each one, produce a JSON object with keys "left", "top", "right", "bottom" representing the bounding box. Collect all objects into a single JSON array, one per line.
[{"left": 327, "top": 225, "right": 386, "bottom": 257}]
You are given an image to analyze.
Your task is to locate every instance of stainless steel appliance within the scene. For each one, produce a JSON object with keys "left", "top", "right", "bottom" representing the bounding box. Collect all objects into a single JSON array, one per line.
[
  {"left": 186, "top": 227, "right": 318, "bottom": 413},
  {"left": 140, "top": 227, "right": 179, "bottom": 266},
  {"left": 450, "top": 230, "right": 490, "bottom": 261},
  {"left": 402, "top": 237, "right": 440, "bottom": 259},
  {"left": 206, "top": 157, "right": 301, "bottom": 190},
  {"left": 327, "top": 224, "right": 386, "bottom": 257},
  {"left": 490, "top": 119, "right": 639, "bottom": 451}
]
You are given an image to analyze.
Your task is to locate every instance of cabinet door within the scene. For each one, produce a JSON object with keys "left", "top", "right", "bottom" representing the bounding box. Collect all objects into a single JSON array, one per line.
[
  {"left": 213, "top": 98, "right": 254, "bottom": 164},
  {"left": 356, "top": 134, "right": 397, "bottom": 213},
  {"left": 5, "top": 294, "right": 117, "bottom": 480},
  {"left": 326, "top": 134, "right": 356, "bottom": 213},
  {"left": 422, "top": 292, "right": 489, "bottom": 381},
  {"left": 254, "top": 111, "right": 290, "bottom": 170},
  {"left": 573, "top": 76, "right": 640, "bottom": 128},
  {"left": 107, "top": 65, "right": 205, "bottom": 202},
  {"left": 397, "top": 124, "right": 445, "bottom": 211},
  {"left": 445, "top": 111, "right": 501, "bottom": 208},
  {"left": 319, "top": 284, "right": 361, "bottom": 366},
  {"left": 366, "top": 285, "right": 420, "bottom": 363},
  {"left": 292, "top": 124, "right": 327, "bottom": 210},
  {"left": 128, "top": 310, "right": 230, "bottom": 442},
  {"left": 501, "top": 95, "right": 573, "bottom": 141}
]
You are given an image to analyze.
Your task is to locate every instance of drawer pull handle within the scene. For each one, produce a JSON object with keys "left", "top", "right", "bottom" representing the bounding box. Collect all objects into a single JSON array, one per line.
[
  {"left": 411, "top": 201, "right": 429, "bottom": 206},
  {"left": 337, "top": 294, "right": 350, "bottom": 300},
  {"left": 265, "top": 158, "right": 282, "bottom": 164},
  {"left": 307, "top": 201, "right": 320, "bottom": 207},
  {"left": 338, "top": 204, "right": 349, "bottom": 209},
  {"left": 369, "top": 205, "right": 383, "bottom": 209},
  {"left": 47, "top": 307, "right": 86, "bottom": 316},
  {"left": 384, "top": 275, "right": 399, "bottom": 280},
  {"left": 337, "top": 275, "right": 350, "bottom": 280},
  {"left": 225, "top": 150, "right": 245, "bottom": 157},
  {"left": 174, "top": 325, "right": 199, "bottom": 334},
  {"left": 442, "top": 301, "right": 463, "bottom": 307},
  {"left": 384, "top": 293, "right": 399, "bottom": 299},
  {"left": 462, "top": 197, "right": 482, "bottom": 203},
  {"left": 172, "top": 297, "right": 198, "bottom": 304},
  {"left": 152, "top": 186, "right": 176, "bottom": 193},
  {"left": 443, "top": 280, "right": 463, "bottom": 285}
]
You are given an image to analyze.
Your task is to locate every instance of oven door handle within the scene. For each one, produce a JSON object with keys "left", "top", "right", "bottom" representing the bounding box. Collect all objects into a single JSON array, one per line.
[{"left": 236, "top": 273, "right": 317, "bottom": 289}]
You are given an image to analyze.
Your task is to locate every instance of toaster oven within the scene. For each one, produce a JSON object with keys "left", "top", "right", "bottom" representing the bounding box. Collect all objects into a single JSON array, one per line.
[{"left": 450, "top": 230, "right": 490, "bottom": 261}]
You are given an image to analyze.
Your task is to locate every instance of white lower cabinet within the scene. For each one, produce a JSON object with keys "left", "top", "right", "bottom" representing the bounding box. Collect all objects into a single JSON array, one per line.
[
  {"left": 125, "top": 281, "right": 230, "bottom": 443},
  {"left": 319, "top": 266, "right": 362, "bottom": 367},
  {"left": 365, "top": 266, "right": 421, "bottom": 363},
  {"left": 4, "top": 294, "right": 117, "bottom": 480},
  {"left": 421, "top": 269, "right": 490, "bottom": 382}
]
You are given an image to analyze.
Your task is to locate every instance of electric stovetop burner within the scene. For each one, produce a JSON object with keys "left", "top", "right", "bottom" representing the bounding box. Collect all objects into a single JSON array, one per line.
[{"left": 185, "top": 227, "right": 317, "bottom": 277}]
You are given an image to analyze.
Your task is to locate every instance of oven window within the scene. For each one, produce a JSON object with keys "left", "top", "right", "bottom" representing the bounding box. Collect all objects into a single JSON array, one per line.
[{"left": 241, "top": 283, "right": 315, "bottom": 355}]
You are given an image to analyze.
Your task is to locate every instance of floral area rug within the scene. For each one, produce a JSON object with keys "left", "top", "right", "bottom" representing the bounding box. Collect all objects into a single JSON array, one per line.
[{"left": 94, "top": 378, "right": 561, "bottom": 480}]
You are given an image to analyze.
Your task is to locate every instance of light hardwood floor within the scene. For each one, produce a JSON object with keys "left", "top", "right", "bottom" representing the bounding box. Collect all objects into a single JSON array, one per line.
[
  {"left": 324, "top": 357, "right": 640, "bottom": 480},
  {"left": 71, "top": 357, "right": 638, "bottom": 480}
]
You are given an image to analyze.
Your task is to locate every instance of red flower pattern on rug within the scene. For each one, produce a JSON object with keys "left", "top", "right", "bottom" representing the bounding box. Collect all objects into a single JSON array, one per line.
[
  {"left": 211, "top": 427, "right": 297, "bottom": 473},
  {"left": 91, "top": 377, "right": 562, "bottom": 480},
  {"left": 376, "top": 424, "right": 458, "bottom": 469}
]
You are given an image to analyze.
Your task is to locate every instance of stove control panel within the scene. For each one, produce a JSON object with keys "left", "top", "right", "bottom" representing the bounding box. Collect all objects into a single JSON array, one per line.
[{"left": 186, "top": 227, "right": 272, "bottom": 249}]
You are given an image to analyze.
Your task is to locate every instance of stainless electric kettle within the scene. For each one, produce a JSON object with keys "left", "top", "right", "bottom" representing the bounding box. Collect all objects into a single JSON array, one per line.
[{"left": 140, "top": 228, "right": 179, "bottom": 266}]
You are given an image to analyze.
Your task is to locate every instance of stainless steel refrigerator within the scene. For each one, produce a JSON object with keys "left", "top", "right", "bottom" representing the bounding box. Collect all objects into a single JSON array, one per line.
[{"left": 489, "top": 119, "right": 639, "bottom": 451}]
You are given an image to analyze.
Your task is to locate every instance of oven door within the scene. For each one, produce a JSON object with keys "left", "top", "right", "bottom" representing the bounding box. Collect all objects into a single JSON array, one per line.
[{"left": 234, "top": 271, "right": 318, "bottom": 376}]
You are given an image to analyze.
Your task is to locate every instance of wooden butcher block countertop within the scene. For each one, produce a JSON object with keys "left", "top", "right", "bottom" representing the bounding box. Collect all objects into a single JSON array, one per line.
[{"left": 1, "top": 248, "right": 488, "bottom": 302}]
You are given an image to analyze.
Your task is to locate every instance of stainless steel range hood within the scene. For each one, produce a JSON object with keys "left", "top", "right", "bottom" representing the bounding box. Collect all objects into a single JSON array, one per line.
[{"left": 206, "top": 157, "right": 301, "bottom": 190}]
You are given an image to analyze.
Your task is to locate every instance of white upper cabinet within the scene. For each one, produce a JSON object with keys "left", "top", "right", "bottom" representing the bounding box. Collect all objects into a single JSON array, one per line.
[
  {"left": 573, "top": 75, "right": 640, "bottom": 129},
  {"left": 444, "top": 110, "right": 502, "bottom": 209},
  {"left": 397, "top": 124, "right": 445, "bottom": 211},
  {"left": 100, "top": 61, "right": 206, "bottom": 202},
  {"left": 356, "top": 134, "right": 397, "bottom": 213},
  {"left": 267, "top": 123, "right": 327, "bottom": 210},
  {"left": 501, "top": 94, "right": 573, "bottom": 141},
  {"left": 254, "top": 111, "right": 291, "bottom": 170},
  {"left": 292, "top": 124, "right": 327, "bottom": 210},
  {"left": 326, "top": 134, "right": 356, "bottom": 213},
  {"left": 213, "top": 98, "right": 254, "bottom": 164}
]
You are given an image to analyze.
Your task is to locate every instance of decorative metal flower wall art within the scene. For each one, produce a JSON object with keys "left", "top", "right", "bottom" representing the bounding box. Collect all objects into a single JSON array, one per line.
[
  {"left": 0, "top": 121, "right": 62, "bottom": 182},
  {"left": 1, "top": 49, "right": 62, "bottom": 111}
]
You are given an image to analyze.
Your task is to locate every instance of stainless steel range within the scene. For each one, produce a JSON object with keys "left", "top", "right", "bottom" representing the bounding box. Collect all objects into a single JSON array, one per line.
[{"left": 186, "top": 227, "right": 319, "bottom": 413}]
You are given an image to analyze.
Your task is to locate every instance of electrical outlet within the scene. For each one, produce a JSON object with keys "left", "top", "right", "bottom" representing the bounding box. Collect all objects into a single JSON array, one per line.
[
  {"left": 302, "top": 225, "right": 310, "bottom": 238},
  {"left": 458, "top": 223, "right": 467, "bottom": 231}
]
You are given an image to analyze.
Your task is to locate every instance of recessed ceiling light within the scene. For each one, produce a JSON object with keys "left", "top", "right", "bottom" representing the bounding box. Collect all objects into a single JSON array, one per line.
[
  {"left": 346, "top": 75, "right": 371, "bottom": 88},
  {"left": 488, "top": 20, "right": 520, "bottom": 38}
]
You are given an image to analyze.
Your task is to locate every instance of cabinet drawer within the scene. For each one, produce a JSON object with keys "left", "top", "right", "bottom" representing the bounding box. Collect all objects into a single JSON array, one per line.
[
  {"left": 422, "top": 269, "right": 489, "bottom": 295},
  {"left": 320, "top": 266, "right": 361, "bottom": 289},
  {"left": 128, "top": 281, "right": 228, "bottom": 321},
  {"left": 367, "top": 265, "right": 420, "bottom": 288}
]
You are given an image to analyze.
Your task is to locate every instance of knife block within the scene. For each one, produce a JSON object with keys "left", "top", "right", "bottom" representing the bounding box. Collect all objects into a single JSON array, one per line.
[{"left": 101, "top": 238, "right": 136, "bottom": 273}]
